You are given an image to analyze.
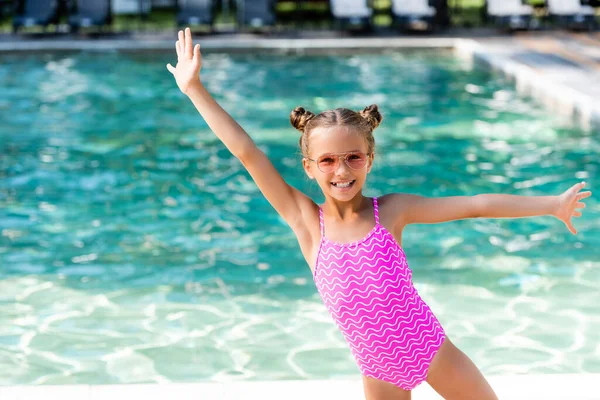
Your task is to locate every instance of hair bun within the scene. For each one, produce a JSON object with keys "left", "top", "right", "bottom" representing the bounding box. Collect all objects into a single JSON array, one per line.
[
  {"left": 290, "top": 106, "right": 316, "bottom": 133},
  {"left": 360, "top": 104, "right": 383, "bottom": 130}
]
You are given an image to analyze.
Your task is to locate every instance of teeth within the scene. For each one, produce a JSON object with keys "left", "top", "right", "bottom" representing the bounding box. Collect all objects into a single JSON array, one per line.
[{"left": 332, "top": 181, "right": 353, "bottom": 188}]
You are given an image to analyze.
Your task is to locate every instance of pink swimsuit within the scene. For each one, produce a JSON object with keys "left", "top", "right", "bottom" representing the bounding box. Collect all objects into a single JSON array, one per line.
[{"left": 313, "top": 197, "right": 446, "bottom": 390}]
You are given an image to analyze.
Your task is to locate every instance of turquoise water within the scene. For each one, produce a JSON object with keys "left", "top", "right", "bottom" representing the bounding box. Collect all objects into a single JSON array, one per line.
[{"left": 0, "top": 50, "right": 598, "bottom": 385}]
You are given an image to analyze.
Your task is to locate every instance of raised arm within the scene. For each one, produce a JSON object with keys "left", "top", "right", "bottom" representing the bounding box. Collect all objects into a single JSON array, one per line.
[
  {"left": 399, "top": 182, "right": 591, "bottom": 235},
  {"left": 166, "top": 28, "right": 315, "bottom": 231}
]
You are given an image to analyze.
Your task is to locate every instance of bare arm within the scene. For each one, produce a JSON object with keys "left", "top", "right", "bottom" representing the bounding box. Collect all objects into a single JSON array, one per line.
[
  {"left": 401, "top": 182, "right": 591, "bottom": 235},
  {"left": 166, "top": 28, "right": 315, "bottom": 230},
  {"left": 475, "top": 193, "right": 558, "bottom": 218}
]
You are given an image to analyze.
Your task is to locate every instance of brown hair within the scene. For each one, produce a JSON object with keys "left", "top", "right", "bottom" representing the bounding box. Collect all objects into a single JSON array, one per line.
[{"left": 289, "top": 105, "right": 383, "bottom": 157}]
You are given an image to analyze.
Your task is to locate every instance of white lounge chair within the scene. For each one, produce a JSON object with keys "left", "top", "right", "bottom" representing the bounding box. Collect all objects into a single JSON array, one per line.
[
  {"left": 329, "top": 0, "right": 372, "bottom": 18},
  {"left": 391, "top": 0, "right": 436, "bottom": 31},
  {"left": 547, "top": 0, "right": 597, "bottom": 30},
  {"left": 487, "top": 0, "right": 533, "bottom": 30},
  {"left": 330, "top": 0, "right": 373, "bottom": 30},
  {"left": 112, "top": 0, "right": 151, "bottom": 16}
]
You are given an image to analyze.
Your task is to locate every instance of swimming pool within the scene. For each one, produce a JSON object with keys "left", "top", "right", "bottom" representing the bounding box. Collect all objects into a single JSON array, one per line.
[{"left": 0, "top": 50, "right": 598, "bottom": 385}]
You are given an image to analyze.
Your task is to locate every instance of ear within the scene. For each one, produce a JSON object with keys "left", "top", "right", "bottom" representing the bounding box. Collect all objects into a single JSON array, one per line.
[
  {"left": 302, "top": 158, "right": 315, "bottom": 179},
  {"left": 367, "top": 152, "right": 375, "bottom": 173}
]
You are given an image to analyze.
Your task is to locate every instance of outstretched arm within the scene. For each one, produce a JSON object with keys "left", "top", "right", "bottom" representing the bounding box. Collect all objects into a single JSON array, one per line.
[
  {"left": 167, "top": 28, "right": 252, "bottom": 159},
  {"left": 166, "top": 28, "right": 315, "bottom": 231},
  {"left": 401, "top": 182, "right": 592, "bottom": 235}
]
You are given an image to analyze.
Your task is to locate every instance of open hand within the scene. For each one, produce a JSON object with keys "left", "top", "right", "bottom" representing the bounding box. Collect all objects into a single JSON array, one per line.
[
  {"left": 166, "top": 27, "right": 202, "bottom": 94},
  {"left": 554, "top": 182, "right": 592, "bottom": 235}
]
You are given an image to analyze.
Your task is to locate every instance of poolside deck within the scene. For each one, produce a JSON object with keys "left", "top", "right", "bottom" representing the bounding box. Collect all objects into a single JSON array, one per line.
[{"left": 1, "top": 374, "right": 600, "bottom": 399}]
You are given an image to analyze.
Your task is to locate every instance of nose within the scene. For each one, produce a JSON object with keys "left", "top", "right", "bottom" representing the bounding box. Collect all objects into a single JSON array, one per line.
[{"left": 334, "top": 155, "right": 351, "bottom": 174}]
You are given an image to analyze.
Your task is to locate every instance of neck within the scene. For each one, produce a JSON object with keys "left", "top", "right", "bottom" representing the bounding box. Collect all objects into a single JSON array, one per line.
[{"left": 322, "top": 193, "right": 369, "bottom": 220}]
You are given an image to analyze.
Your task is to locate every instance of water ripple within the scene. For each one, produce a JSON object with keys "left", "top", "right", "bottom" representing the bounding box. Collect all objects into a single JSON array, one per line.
[{"left": 0, "top": 51, "right": 598, "bottom": 385}]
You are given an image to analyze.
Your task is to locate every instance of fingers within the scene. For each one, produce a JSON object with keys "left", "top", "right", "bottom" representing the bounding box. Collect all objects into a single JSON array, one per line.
[
  {"left": 185, "top": 27, "right": 193, "bottom": 59},
  {"left": 568, "top": 181, "right": 586, "bottom": 195},
  {"left": 573, "top": 181, "right": 586, "bottom": 192},
  {"left": 176, "top": 28, "right": 195, "bottom": 59},
  {"left": 566, "top": 221, "right": 577, "bottom": 235},
  {"left": 193, "top": 43, "right": 201, "bottom": 63},
  {"left": 166, "top": 63, "right": 175, "bottom": 74},
  {"left": 563, "top": 182, "right": 589, "bottom": 235},
  {"left": 178, "top": 30, "right": 185, "bottom": 58},
  {"left": 577, "top": 191, "right": 592, "bottom": 200}
]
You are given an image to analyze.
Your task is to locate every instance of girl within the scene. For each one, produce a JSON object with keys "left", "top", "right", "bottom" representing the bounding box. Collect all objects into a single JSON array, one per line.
[{"left": 167, "top": 28, "right": 592, "bottom": 400}]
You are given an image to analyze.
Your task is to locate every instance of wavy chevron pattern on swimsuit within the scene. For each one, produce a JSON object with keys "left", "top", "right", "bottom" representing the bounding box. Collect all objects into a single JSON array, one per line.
[{"left": 314, "top": 198, "right": 446, "bottom": 390}]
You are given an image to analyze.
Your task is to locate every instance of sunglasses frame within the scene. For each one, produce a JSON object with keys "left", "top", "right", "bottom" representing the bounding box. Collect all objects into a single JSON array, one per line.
[{"left": 305, "top": 151, "right": 371, "bottom": 173}]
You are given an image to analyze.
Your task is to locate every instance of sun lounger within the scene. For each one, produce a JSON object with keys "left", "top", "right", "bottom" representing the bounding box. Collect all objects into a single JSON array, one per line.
[
  {"left": 152, "top": 0, "right": 176, "bottom": 7},
  {"left": 68, "top": 0, "right": 112, "bottom": 31},
  {"left": 487, "top": 0, "right": 533, "bottom": 30},
  {"left": 176, "top": 0, "right": 215, "bottom": 27},
  {"left": 239, "top": 0, "right": 276, "bottom": 29},
  {"left": 330, "top": 0, "right": 373, "bottom": 30},
  {"left": 546, "top": 0, "right": 597, "bottom": 30},
  {"left": 112, "top": 0, "right": 152, "bottom": 17},
  {"left": 12, "top": 0, "right": 61, "bottom": 33},
  {"left": 391, "top": 0, "right": 437, "bottom": 31}
]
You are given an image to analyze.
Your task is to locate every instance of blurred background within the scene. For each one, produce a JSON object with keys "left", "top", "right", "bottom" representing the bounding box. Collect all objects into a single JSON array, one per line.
[{"left": 1, "top": 0, "right": 599, "bottom": 35}]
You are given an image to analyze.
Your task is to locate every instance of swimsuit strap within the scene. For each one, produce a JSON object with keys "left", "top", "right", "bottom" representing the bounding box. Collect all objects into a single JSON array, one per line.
[
  {"left": 373, "top": 197, "right": 379, "bottom": 225},
  {"left": 319, "top": 206, "right": 325, "bottom": 237}
]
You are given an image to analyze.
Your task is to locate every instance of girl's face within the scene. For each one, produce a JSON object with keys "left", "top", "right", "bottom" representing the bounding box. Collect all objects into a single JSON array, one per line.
[{"left": 302, "top": 126, "right": 373, "bottom": 201}]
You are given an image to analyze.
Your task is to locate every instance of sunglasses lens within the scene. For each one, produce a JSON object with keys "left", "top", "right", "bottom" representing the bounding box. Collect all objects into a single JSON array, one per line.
[
  {"left": 317, "top": 156, "right": 337, "bottom": 173},
  {"left": 346, "top": 153, "right": 367, "bottom": 169}
]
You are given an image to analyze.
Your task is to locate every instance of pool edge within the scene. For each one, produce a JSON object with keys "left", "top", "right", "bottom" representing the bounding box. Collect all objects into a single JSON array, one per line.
[
  {"left": 1, "top": 373, "right": 599, "bottom": 399},
  {"left": 454, "top": 38, "right": 600, "bottom": 132}
]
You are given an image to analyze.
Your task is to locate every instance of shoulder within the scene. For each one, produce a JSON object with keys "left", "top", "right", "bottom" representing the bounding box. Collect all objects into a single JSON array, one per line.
[
  {"left": 377, "top": 193, "right": 422, "bottom": 227},
  {"left": 378, "top": 192, "right": 418, "bottom": 209}
]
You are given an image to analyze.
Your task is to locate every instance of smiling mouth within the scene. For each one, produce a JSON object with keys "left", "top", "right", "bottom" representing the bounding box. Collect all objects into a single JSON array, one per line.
[{"left": 331, "top": 180, "right": 356, "bottom": 188}]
